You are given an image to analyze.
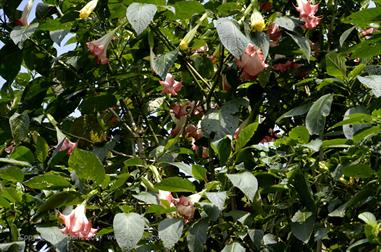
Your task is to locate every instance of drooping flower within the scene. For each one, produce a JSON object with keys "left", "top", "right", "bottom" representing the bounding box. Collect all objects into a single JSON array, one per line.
[
  {"left": 86, "top": 30, "right": 115, "bottom": 64},
  {"left": 174, "top": 196, "right": 196, "bottom": 223},
  {"left": 294, "top": 0, "right": 319, "bottom": 17},
  {"left": 59, "top": 204, "right": 97, "bottom": 240},
  {"left": 236, "top": 43, "right": 268, "bottom": 80},
  {"left": 170, "top": 101, "right": 195, "bottom": 137},
  {"left": 16, "top": 0, "right": 34, "bottom": 26},
  {"left": 185, "top": 124, "right": 203, "bottom": 141},
  {"left": 250, "top": 9, "right": 266, "bottom": 32},
  {"left": 57, "top": 138, "right": 78, "bottom": 156},
  {"left": 79, "top": 0, "right": 99, "bottom": 19},
  {"left": 159, "top": 73, "right": 183, "bottom": 96},
  {"left": 267, "top": 23, "right": 281, "bottom": 46},
  {"left": 294, "top": 0, "right": 320, "bottom": 29}
]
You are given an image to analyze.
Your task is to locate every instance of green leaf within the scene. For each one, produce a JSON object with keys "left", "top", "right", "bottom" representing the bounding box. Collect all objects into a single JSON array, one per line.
[
  {"left": 174, "top": 1, "right": 205, "bottom": 19},
  {"left": 9, "top": 112, "right": 30, "bottom": 143},
  {"left": 151, "top": 50, "right": 178, "bottom": 80},
  {"left": 33, "top": 191, "right": 82, "bottom": 221},
  {"left": 289, "top": 169, "right": 316, "bottom": 211},
  {"left": 326, "top": 52, "right": 347, "bottom": 80},
  {"left": 358, "top": 75, "right": 381, "bottom": 97},
  {"left": 108, "top": 0, "right": 129, "bottom": 18},
  {"left": 235, "top": 122, "right": 258, "bottom": 151},
  {"left": 38, "top": 19, "right": 72, "bottom": 31},
  {"left": 166, "top": 162, "right": 193, "bottom": 176},
  {"left": 358, "top": 212, "right": 377, "bottom": 227},
  {"left": 113, "top": 212, "right": 145, "bottom": 251},
  {"left": 342, "top": 107, "right": 371, "bottom": 139},
  {"left": 214, "top": 18, "right": 249, "bottom": 58},
  {"left": 348, "top": 64, "right": 365, "bottom": 81},
  {"left": 291, "top": 211, "right": 313, "bottom": 223},
  {"left": 291, "top": 215, "right": 314, "bottom": 243},
  {"left": 156, "top": 177, "right": 195, "bottom": 192},
  {"left": 289, "top": 126, "right": 310, "bottom": 144},
  {"left": 124, "top": 157, "right": 145, "bottom": 167},
  {"left": 221, "top": 242, "right": 245, "bottom": 252},
  {"left": 342, "top": 164, "right": 374, "bottom": 178},
  {"left": 158, "top": 218, "right": 184, "bottom": 249},
  {"left": 37, "top": 227, "right": 68, "bottom": 252},
  {"left": 353, "top": 126, "right": 381, "bottom": 143},
  {"left": 24, "top": 173, "right": 71, "bottom": 190},
  {"left": 192, "top": 164, "right": 207, "bottom": 181},
  {"left": 187, "top": 219, "right": 208, "bottom": 252},
  {"left": 10, "top": 146, "right": 34, "bottom": 163},
  {"left": 0, "top": 167, "right": 24, "bottom": 182},
  {"left": 227, "top": 171, "right": 258, "bottom": 202},
  {"left": 350, "top": 36, "right": 381, "bottom": 60},
  {"left": 339, "top": 26, "right": 355, "bottom": 47},
  {"left": 306, "top": 94, "right": 334, "bottom": 135},
  {"left": 68, "top": 148, "right": 105, "bottom": 185},
  {"left": 126, "top": 3, "right": 157, "bottom": 35},
  {"left": 34, "top": 135, "right": 49, "bottom": 163},
  {"left": 0, "top": 42, "right": 23, "bottom": 82},
  {"left": 133, "top": 192, "right": 159, "bottom": 204},
  {"left": 211, "top": 137, "right": 231, "bottom": 165},
  {"left": 10, "top": 23, "right": 38, "bottom": 48},
  {"left": 343, "top": 7, "right": 381, "bottom": 28},
  {"left": 275, "top": 16, "right": 301, "bottom": 31},
  {"left": 286, "top": 32, "right": 311, "bottom": 62},
  {"left": 0, "top": 158, "right": 31, "bottom": 167},
  {"left": 252, "top": 31, "right": 269, "bottom": 59},
  {"left": 0, "top": 241, "right": 25, "bottom": 252},
  {"left": 206, "top": 192, "right": 227, "bottom": 210},
  {"left": 79, "top": 94, "right": 117, "bottom": 114},
  {"left": 276, "top": 103, "right": 311, "bottom": 123}
]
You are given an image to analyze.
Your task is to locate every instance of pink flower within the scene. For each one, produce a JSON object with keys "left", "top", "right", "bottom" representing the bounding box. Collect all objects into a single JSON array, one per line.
[
  {"left": 302, "top": 15, "right": 321, "bottom": 29},
  {"left": 86, "top": 30, "right": 115, "bottom": 64},
  {"left": 58, "top": 138, "right": 78, "bottom": 156},
  {"left": 185, "top": 124, "right": 203, "bottom": 140},
  {"left": 158, "top": 190, "right": 174, "bottom": 206},
  {"left": 159, "top": 73, "right": 183, "bottom": 96},
  {"left": 16, "top": 0, "right": 34, "bottom": 26},
  {"left": 59, "top": 205, "right": 97, "bottom": 240},
  {"left": 295, "top": 0, "right": 319, "bottom": 17},
  {"left": 236, "top": 43, "right": 268, "bottom": 80},
  {"left": 272, "top": 61, "right": 301, "bottom": 72},
  {"left": 174, "top": 196, "right": 196, "bottom": 223},
  {"left": 294, "top": 0, "right": 320, "bottom": 29},
  {"left": 170, "top": 102, "right": 195, "bottom": 137},
  {"left": 267, "top": 23, "right": 281, "bottom": 46}
]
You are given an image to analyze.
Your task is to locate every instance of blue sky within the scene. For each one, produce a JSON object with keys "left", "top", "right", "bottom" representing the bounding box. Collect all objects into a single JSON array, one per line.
[{"left": 0, "top": 0, "right": 76, "bottom": 87}]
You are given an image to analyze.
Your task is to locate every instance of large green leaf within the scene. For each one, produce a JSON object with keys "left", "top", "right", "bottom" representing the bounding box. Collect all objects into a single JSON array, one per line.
[
  {"left": 286, "top": 32, "right": 311, "bottom": 62},
  {"left": 350, "top": 36, "right": 381, "bottom": 60},
  {"left": 358, "top": 212, "right": 377, "bottom": 227},
  {"left": 214, "top": 18, "right": 249, "bottom": 58},
  {"left": 343, "top": 7, "right": 381, "bottom": 28},
  {"left": 155, "top": 177, "right": 195, "bottom": 192},
  {"left": 9, "top": 112, "right": 30, "bottom": 143},
  {"left": 291, "top": 215, "right": 315, "bottom": 243},
  {"left": 275, "top": 16, "right": 301, "bottom": 31},
  {"left": 276, "top": 103, "right": 312, "bottom": 123},
  {"left": 151, "top": 50, "right": 178, "bottom": 79},
  {"left": 126, "top": 3, "right": 157, "bottom": 35},
  {"left": 158, "top": 218, "right": 184, "bottom": 249},
  {"left": 113, "top": 213, "right": 145, "bottom": 251},
  {"left": 289, "top": 169, "right": 316, "bottom": 212},
  {"left": 235, "top": 122, "right": 258, "bottom": 152},
  {"left": 187, "top": 219, "right": 208, "bottom": 252},
  {"left": 0, "top": 241, "right": 25, "bottom": 252},
  {"left": 10, "top": 23, "right": 38, "bottom": 49},
  {"left": 326, "top": 52, "right": 347, "bottom": 81},
  {"left": 306, "top": 94, "right": 334, "bottom": 135},
  {"left": 206, "top": 192, "right": 227, "bottom": 210},
  {"left": 342, "top": 164, "right": 374, "bottom": 178},
  {"left": 68, "top": 148, "right": 105, "bottom": 185},
  {"left": 24, "top": 173, "right": 71, "bottom": 190},
  {"left": 221, "top": 242, "right": 245, "bottom": 252},
  {"left": 358, "top": 75, "right": 381, "bottom": 97},
  {"left": 174, "top": 1, "right": 205, "bottom": 19},
  {"left": 0, "top": 42, "right": 23, "bottom": 83},
  {"left": 227, "top": 171, "right": 258, "bottom": 202},
  {"left": 10, "top": 146, "right": 34, "bottom": 163},
  {"left": 210, "top": 137, "right": 231, "bottom": 165},
  {"left": 0, "top": 166, "right": 24, "bottom": 182},
  {"left": 37, "top": 227, "right": 68, "bottom": 252}
]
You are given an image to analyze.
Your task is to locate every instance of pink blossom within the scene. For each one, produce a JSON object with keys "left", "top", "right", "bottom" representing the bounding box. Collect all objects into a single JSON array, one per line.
[
  {"left": 159, "top": 73, "right": 183, "bottom": 96},
  {"left": 236, "top": 43, "right": 268, "bottom": 80},
  {"left": 158, "top": 190, "right": 174, "bottom": 206},
  {"left": 302, "top": 15, "right": 321, "bottom": 29},
  {"left": 16, "top": 0, "right": 34, "bottom": 26},
  {"left": 294, "top": 0, "right": 320, "bottom": 29},
  {"left": 58, "top": 138, "right": 78, "bottom": 156},
  {"left": 272, "top": 61, "right": 301, "bottom": 72},
  {"left": 185, "top": 124, "right": 203, "bottom": 140},
  {"left": 59, "top": 205, "right": 97, "bottom": 240},
  {"left": 86, "top": 30, "right": 115, "bottom": 64},
  {"left": 295, "top": 0, "right": 319, "bottom": 17},
  {"left": 267, "top": 23, "right": 281, "bottom": 46},
  {"left": 174, "top": 196, "right": 196, "bottom": 223}
]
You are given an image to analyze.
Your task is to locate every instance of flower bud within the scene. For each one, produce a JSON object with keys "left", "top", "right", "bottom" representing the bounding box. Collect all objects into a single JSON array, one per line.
[
  {"left": 79, "top": 0, "right": 98, "bottom": 19},
  {"left": 250, "top": 10, "right": 266, "bottom": 32}
]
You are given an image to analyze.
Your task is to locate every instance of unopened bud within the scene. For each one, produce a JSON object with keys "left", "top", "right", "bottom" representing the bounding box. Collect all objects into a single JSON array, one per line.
[{"left": 250, "top": 10, "right": 266, "bottom": 32}]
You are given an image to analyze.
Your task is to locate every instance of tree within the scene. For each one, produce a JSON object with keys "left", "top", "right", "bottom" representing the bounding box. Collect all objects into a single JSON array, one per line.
[{"left": 0, "top": 0, "right": 380, "bottom": 251}]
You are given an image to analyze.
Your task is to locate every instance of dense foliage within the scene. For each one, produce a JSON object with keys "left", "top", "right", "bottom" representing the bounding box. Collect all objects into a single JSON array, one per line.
[{"left": 0, "top": 0, "right": 381, "bottom": 251}]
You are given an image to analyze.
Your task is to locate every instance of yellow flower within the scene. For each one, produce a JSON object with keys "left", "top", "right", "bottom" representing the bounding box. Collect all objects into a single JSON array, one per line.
[
  {"left": 79, "top": 0, "right": 98, "bottom": 19},
  {"left": 250, "top": 10, "right": 266, "bottom": 32}
]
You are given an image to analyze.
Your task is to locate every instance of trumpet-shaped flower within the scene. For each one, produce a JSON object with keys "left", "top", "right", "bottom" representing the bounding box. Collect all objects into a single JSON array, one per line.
[
  {"left": 170, "top": 102, "right": 195, "bottom": 137},
  {"left": 59, "top": 204, "right": 97, "bottom": 240},
  {"left": 16, "top": 0, "right": 34, "bottom": 26},
  {"left": 250, "top": 10, "right": 266, "bottom": 32},
  {"left": 174, "top": 196, "right": 196, "bottom": 223},
  {"left": 236, "top": 43, "right": 268, "bottom": 80},
  {"left": 295, "top": 0, "right": 319, "bottom": 17},
  {"left": 79, "top": 0, "right": 98, "bottom": 19},
  {"left": 86, "top": 30, "right": 115, "bottom": 64},
  {"left": 302, "top": 15, "right": 321, "bottom": 29},
  {"left": 159, "top": 73, "right": 183, "bottom": 96},
  {"left": 57, "top": 138, "right": 78, "bottom": 156}
]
